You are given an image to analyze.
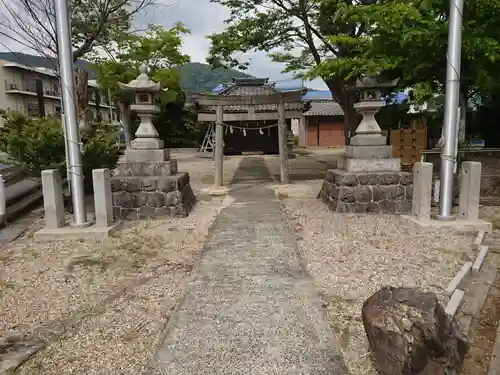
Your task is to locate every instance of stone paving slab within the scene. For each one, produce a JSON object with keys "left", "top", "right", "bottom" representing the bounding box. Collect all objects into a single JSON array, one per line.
[{"left": 148, "top": 158, "right": 348, "bottom": 375}]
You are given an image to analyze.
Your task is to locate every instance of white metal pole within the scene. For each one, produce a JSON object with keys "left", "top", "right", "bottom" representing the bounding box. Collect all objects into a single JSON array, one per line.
[
  {"left": 55, "top": 0, "right": 88, "bottom": 226},
  {"left": 438, "top": 0, "right": 464, "bottom": 220},
  {"left": 61, "top": 114, "right": 71, "bottom": 196}
]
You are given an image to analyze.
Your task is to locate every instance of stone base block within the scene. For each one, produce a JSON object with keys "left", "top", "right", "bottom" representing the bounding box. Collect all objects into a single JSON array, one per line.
[
  {"left": 338, "top": 156, "right": 401, "bottom": 172},
  {"left": 131, "top": 138, "right": 164, "bottom": 149},
  {"left": 345, "top": 145, "right": 393, "bottom": 159},
  {"left": 124, "top": 148, "right": 170, "bottom": 162},
  {"left": 401, "top": 215, "right": 492, "bottom": 233},
  {"left": 112, "top": 172, "right": 196, "bottom": 220},
  {"left": 113, "top": 160, "right": 178, "bottom": 177},
  {"left": 317, "top": 169, "right": 412, "bottom": 214},
  {"left": 205, "top": 186, "right": 230, "bottom": 196},
  {"left": 34, "top": 223, "right": 119, "bottom": 241},
  {"left": 350, "top": 134, "right": 387, "bottom": 146}
]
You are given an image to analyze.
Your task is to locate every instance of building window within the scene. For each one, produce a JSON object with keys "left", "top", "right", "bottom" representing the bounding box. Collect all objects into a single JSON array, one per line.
[
  {"left": 27, "top": 102, "right": 39, "bottom": 116},
  {"left": 25, "top": 79, "right": 37, "bottom": 93}
]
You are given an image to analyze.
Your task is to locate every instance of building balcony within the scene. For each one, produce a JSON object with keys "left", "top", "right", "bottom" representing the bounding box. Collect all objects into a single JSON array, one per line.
[
  {"left": 44, "top": 88, "right": 60, "bottom": 98},
  {"left": 5, "top": 79, "right": 115, "bottom": 110},
  {"left": 5, "top": 79, "right": 61, "bottom": 99},
  {"left": 5, "top": 79, "right": 37, "bottom": 94}
]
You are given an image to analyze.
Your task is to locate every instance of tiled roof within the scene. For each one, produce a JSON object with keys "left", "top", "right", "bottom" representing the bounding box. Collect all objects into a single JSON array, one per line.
[
  {"left": 199, "top": 77, "right": 308, "bottom": 112},
  {"left": 303, "top": 90, "right": 333, "bottom": 100},
  {"left": 303, "top": 100, "right": 344, "bottom": 117}
]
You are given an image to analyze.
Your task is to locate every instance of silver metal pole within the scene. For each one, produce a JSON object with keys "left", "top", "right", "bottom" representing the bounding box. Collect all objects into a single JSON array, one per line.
[
  {"left": 438, "top": 0, "right": 464, "bottom": 220},
  {"left": 55, "top": 0, "right": 89, "bottom": 226},
  {"left": 61, "top": 114, "right": 71, "bottom": 196}
]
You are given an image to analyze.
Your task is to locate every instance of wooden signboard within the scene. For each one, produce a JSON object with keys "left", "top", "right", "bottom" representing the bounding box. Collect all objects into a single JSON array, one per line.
[{"left": 391, "top": 117, "right": 428, "bottom": 171}]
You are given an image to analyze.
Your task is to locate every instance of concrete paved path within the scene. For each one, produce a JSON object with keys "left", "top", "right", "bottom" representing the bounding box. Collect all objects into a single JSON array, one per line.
[{"left": 148, "top": 158, "right": 349, "bottom": 375}]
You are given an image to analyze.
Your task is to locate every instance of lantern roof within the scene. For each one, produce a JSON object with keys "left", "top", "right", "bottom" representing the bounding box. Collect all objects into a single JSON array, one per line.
[
  {"left": 355, "top": 76, "right": 399, "bottom": 89},
  {"left": 118, "top": 64, "right": 162, "bottom": 92}
]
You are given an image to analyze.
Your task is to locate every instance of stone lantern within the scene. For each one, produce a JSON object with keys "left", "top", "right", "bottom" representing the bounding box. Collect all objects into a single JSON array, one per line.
[
  {"left": 351, "top": 76, "right": 399, "bottom": 146},
  {"left": 111, "top": 64, "right": 196, "bottom": 220},
  {"left": 118, "top": 64, "right": 164, "bottom": 150},
  {"left": 318, "top": 75, "right": 412, "bottom": 215}
]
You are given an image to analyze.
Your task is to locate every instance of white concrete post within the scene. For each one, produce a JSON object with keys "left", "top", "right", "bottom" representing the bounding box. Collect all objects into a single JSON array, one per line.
[
  {"left": 458, "top": 161, "right": 481, "bottom": 220},
  {"left": 412, "top": 162, "right": 433, "bottom": 221},
  {"left": 0, "top": 174, "right": 6, "bottom": 226},
  {"left": 278, "top": 99, "right": 289, "bottom": 183},
  {"left": 92, "top": 169, "right": 114, "bottom": 227},
  {"left": 41, "top": 169, "right": 65, "bottom": 229},
  {"left": 214, "top": 104, "right": 224, "bottom": 187}
]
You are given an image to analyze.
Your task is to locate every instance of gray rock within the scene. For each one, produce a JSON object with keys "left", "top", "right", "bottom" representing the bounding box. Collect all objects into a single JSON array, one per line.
[
  {"left": 0, "top": 336, "right": 45, "bottom": 374},
  {"left": 362, "top": 286, "right": 469, "bottom": 375}
]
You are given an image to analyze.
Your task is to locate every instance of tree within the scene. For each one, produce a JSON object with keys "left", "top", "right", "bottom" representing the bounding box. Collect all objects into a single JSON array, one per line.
[
  {"left": 0, "top": 0, "right": 159, "bottom": 63},
  {"left": 206, "top": 0, "right": 380, "bottom": 139},
  {"left": 315, "top": 0, "right": 500, "bottom": 142},
  {"left": 91, "top": 24, "right": 191, "bottom": 143},
  {"left": 208, "top": 0, "right": 500, "bottom": 144}
]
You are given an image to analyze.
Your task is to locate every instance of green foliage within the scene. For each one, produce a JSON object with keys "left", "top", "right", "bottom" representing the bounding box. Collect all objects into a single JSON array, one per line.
[
  {"left": 206, "top": 0, "right": 372, "bottom": 105},
  {"left": 314, "top": 0, "right": 500, "bottom": 100},
  {"left": 153, "top": 102, "right": 206, "bottom": 147},
  {"left": 69, "top": 0, "right": 134, "bottom": 57},
  {"left": 128, "top": 99, "right": 206, "bottom": 147},
  {"left": 92, "top": 24, "right": 212, "bottom": 147},
  {"left": 0, "top": 111, "right": 123, "bottom": 190},
  {"left": 207, "top": 0, "right": 500, "bottom": 107},
  {"left": 92, "top": 23, "right": 191, "bottom": 103}
]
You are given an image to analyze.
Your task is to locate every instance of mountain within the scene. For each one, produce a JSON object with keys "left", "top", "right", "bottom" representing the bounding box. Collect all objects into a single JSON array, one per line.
[
  {"left": 0, "top": 52, "right": 252, "bottom": 93},
  {"left": 178, "top": 62, "right": 253, "bottom": 94}
]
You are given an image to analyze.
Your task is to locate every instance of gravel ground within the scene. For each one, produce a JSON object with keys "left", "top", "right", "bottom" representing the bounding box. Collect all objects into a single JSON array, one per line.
[
  {"left": 0, "top": 153, "right": 241, "bottom": 375},
  {"left": 274, "top": 179, "right": 477, "bottom": 374}
]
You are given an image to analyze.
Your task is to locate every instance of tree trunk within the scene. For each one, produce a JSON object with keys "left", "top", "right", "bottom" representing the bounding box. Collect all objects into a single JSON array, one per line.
[
  {"left": 117, "top": 102, "right": 133, "bottom": 146},
  {"left": 324, "top": 78, "right": 359, "bottom": 146}
]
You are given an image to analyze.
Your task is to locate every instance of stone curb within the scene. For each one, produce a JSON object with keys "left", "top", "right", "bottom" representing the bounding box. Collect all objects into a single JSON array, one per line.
[
  {"left": 445, "top": 262, "right": 473, "bottom": 296},
  {"left": 474, "top": 230, "right": 486, "bottom": 248},
  {"left": 445, "top": 231, "right": 487, "bottom": 298},
  {"left": 445, "top": 289, "right": 465, "bottom": 317},
  {"left": 473, "top": 245, "right": 489, "bottom": 272},
  {"left": 455, "top": 231, "right": 495, "bottom": 336}
]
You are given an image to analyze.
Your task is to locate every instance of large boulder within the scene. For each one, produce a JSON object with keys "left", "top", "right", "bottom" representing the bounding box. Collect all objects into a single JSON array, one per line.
[{"left": 362, "top": 286, "right": 469, "bottom": 375}]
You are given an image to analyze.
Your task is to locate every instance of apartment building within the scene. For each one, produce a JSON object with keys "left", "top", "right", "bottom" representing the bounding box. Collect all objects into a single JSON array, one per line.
[{"left": 0, "top": 59, "right": 117, "bottom": 122}]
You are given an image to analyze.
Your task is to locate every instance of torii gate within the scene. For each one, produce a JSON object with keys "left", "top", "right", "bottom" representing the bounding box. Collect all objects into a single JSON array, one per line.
[{"left": 192, "top": 90, "right": 305, "bottom": 186}]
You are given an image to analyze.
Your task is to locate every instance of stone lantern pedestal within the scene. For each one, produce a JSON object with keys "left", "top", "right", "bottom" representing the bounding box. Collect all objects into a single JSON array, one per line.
[
  {"left": 111, "top": 65, "right": 195, "bottom": 220},
  {"left": 318, "top": 77, "right": 413, "bottom": 214}
]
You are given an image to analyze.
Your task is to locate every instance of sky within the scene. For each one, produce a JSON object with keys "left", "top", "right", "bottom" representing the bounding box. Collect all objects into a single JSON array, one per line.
[
  {"left": 0, "top": 0, "right": 328, "bottom": 90},
  {"left": 141, "top": 0, "right": 327, "bottom": 89}
]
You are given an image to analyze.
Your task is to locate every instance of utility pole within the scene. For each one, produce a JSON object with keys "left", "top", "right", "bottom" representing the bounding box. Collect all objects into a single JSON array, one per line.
[
  {"left": 438, "top": 0, "right": 464, "bottom": 220},
  {"left": 55, "top": 0, "right": 89, "bottom": 227}
]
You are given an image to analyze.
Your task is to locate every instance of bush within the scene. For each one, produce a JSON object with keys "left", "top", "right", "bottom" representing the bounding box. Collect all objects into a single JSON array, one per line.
[
  {"left": 293, "top": 135, "right": 299, "bottom": 147},
  {"left": 0, "top": 110, "right": 124, "bottom": 192}
]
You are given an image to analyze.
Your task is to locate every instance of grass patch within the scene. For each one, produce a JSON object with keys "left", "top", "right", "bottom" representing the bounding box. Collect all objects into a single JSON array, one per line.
[
  {"left": 67, "top": 255, "right": 116, "bottom": 273},
  {"left": 0, "top": 279, "right": 15, "bottom": 296}
]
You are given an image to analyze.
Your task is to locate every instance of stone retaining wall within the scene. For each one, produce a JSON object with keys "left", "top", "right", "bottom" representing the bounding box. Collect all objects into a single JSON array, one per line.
[
  {"left": 111, "top": 162, "right": 196, "bottom": 220},
  {"left": 318, "top": 169, "right": 413, "bottom": 214}
]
